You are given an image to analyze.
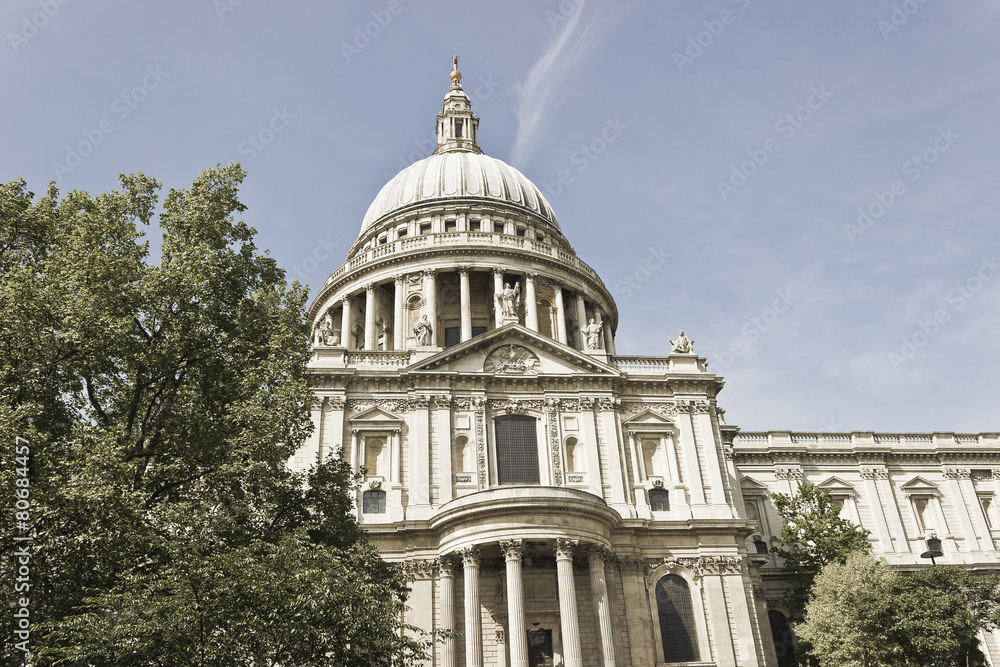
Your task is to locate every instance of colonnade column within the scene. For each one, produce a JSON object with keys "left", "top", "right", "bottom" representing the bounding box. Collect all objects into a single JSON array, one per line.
[
  {"left": 364, "top": 283, "right": 376, "bottom": 350},
  {"left": 424, "top": 269, "right": 438, "bottom": 347},
  {"left": 341, "top": 296, "right": 353, "bottom": 349},
  {"left": 459, "top": 266, "right": 472, "bottom": 342},
  {"left": 460, "top": 546, "right": 483, "bottom": 667},
  {"left": 587, "top": 546, "right": 618, "bottom": 667},
  {"left": 603, "top": 318, "right": 616, "bottom": 354},
  {"left": 525, "top": 273, "right": 539, "bottom": 331},
  {"left": 500, "top": 539, "right": 529, "bottom": 667},
  {"left": 439, "top": 557, "right": 458, "bottom": 667},
  {"left": 554, "top": 538, "right": 582, "bottom": 667},
  {"left": 554, "top": 285, "right": 568, "bottom": 344},
  {"left": 493, "top": 268, "right": 504, "bottom": 327},
  {"left": 393, "top": 275, "right": 405, "bottom": 350},
  {"left": 575, "top": 294, "right": 587, "bottom": 351}
]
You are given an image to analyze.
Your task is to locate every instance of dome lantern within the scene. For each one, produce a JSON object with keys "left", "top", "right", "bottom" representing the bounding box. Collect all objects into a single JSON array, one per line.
[{"left": 435, "top": 55, "right": 481, "bottom": 154}]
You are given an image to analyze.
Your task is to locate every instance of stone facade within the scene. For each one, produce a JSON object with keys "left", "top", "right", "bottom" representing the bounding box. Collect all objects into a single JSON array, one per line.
[{"left": 289, "top": 60, "right": 1000, "bottom": 666}]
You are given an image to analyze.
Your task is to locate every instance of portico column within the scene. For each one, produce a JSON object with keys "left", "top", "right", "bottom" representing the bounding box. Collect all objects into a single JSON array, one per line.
[
  {"left": 493, "top": 268, "right": 504, "bottom": 327},
  {"left": 525, "top": 273, "right": 539, "bottom": 331},
  {"left": 439, "top": 557, "right": 458, "bottom": 667},
  {"left": 575, "top": 294, "right": 587, "bottom": 351},
  {"left": 393, "top": 275, "right": 405, "bottom": 350},
  {"left": 350, "top": 429, "right": 360, "bottom": 473},
  {"left": 554, "top": 285, "right": 568, "bottom": 344},
  {"left": 587, "top": 546, "right": 618, "bottom": 667},
  {"left": 423, "top": 270, "right": 438, "bottom": 347},
  {"left": 500, "top": 539, "right": 529, "bottom": 667},
  {"left": 364, "top": 283, "right": 376, "bottom": 350},
  {"left": 459, "top": 266, "right": 472, "bottom": 342},
  {"left": 554, "top": 538, "right": 582, "bottom": 667},
  {"left": 341, "top": 296, "right": 353, "bottom": 349},
  {"left": 460, "top": 546, "right": 483, "bottom": 667}
]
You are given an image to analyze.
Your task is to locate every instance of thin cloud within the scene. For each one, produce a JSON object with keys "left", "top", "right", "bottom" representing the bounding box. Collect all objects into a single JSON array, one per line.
[{"left": 509, "top": 0, "right": 614, "bottom": 166}]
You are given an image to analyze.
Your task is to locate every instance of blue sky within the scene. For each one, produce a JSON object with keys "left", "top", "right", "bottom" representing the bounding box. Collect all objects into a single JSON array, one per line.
[{"left": 3, "top": 1, "right": 999, "bottom": 433}]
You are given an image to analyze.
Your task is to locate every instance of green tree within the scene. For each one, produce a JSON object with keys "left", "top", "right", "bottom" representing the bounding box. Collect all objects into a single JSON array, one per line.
[
  {"left": 1, "top": 167, "right": 433, "bottom": 665},
  {"left": 771, "top": 481, "right": 871, "bottom": 617},
  {"left": 799, "top": 552, "right": 1000, "bottom": 667}
]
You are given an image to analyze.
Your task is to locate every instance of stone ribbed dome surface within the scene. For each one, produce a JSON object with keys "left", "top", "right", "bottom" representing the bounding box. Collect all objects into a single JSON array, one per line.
[{"left": 360, "top": 151, "right": 560, "bottom": 233}]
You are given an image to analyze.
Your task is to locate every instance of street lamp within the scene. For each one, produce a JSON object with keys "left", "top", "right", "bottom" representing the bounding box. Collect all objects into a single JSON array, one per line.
[{"left": 920, "top": 536, "right": 943, "bottom": 565}]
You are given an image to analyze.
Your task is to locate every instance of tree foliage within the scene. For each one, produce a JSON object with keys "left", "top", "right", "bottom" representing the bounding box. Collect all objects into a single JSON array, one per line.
[
  {"left": 799, "top": 552, "right": 1000, "bottom": 667},
  {"left": 1, "top": 167, "right": 432, "bottom": 665},
  {"left": 771, "top": 481, "right": 871, "bottom": 616}
]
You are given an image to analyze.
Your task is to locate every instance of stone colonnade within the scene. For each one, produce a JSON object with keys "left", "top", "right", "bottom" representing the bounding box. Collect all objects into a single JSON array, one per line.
[
  {"left": 439, "top": 538, "right": 617, "bottom": 667},
  {"left": 330, "top": 268, "right": 616, "bottom": 353}
]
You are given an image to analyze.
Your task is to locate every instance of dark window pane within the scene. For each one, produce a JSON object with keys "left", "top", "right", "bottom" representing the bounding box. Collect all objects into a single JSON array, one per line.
[
  {"left": 657, "top": 575, "right": 699, "bottom": 662},
  {"left": 649, "top": 489, "right": 669, "bottom": 511},
  {"left": 472, "top": 326, "right": 487, "bottom": 337},
  {"left": 495, "top": 415, "right": 540, "bottom": 485},
  {"left": 769, "top": 611, "right": 796, "bottom": 667},
  {"left": 444, "top": 327, "right": 460, "bottom": 348},
  {"left": 362, "top": 490, "right": 386, "bottom": 514}
]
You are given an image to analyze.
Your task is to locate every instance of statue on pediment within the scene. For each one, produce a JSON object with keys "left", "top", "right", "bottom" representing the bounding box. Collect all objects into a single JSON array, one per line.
[
  {"left": 313, "top": 310, "right": 340, "bottom": 346},
  {"left": 669, "top": 330, "right": 693, "bottom": 354},
  {"left": 583, "top": 318, "right": 603, "bottom": 350},
  {"left": 413, "top": 314, "right": 433, "bottom": 346}
]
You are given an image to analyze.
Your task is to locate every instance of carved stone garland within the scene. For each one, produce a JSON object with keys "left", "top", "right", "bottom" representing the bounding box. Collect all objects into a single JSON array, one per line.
[
  {"left": 547, "top": 400, "right": 564, "bottom": 486},
  {"left": 475, "top": 401, "right": 488, "bottom": 489}
]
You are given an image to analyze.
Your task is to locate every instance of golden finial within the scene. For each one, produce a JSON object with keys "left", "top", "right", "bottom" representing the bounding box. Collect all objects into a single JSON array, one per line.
[{"left": 450, "top": 54, "right": 462, "bottom": 87}]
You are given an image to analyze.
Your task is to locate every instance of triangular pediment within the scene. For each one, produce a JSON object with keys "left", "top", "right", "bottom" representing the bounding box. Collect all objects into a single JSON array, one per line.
[
  {"left": 818, "top": 476, "right": 855, "bottom": 491},
  {"left": 623, "top": 410, "right": 676, "bottom": 428},
  {"left": 740, "top": 477, "right": 770, "bottom": 491},
  {"left": 348, "top": 406, "right": 404, "bottom": 425},
  {"left": 405, "top": 324, "right": 621, "bottom": 376},
  {"left": 900, "top": 476, "right": 939, "bottom": 492}
]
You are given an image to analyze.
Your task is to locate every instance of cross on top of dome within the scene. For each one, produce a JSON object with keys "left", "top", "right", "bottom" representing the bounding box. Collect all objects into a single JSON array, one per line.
[{"left": 436, "top": 55, "right": 481, "bottom": 154}]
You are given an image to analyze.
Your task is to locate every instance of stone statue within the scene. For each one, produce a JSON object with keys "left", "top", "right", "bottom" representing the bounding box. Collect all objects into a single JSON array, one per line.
[
  {"left": 413, "top": 314, "right": 433, "bottom": 346},
  {"left": 376, "top": 316, "right": 387, "bottom": 350},
  {"left": 496, "top": 281, "right": 520, "bottom": 319},
  {"left": 313, "top": 310, "right": 339, "bottom": 346},
  {"left": 582, "top": 318, "right": 603, "bottom": 350},
  {"left": 669, "top": 330, "right": 694, "bottom": 354}
]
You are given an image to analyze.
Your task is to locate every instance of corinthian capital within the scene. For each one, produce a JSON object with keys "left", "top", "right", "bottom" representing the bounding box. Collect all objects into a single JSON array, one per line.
[{"left": 499, "top": 538, "right": 524, "bottom": 560}]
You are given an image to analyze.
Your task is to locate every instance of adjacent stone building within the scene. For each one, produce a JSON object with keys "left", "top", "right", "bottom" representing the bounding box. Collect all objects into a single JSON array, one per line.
[{"left": 290, "top": 59, "right": 1000, "bottom": 666}]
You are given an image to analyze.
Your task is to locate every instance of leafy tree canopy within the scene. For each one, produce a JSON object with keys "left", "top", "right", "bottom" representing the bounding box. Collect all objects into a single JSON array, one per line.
[
  {"left": 771, "top": 481, "right": 871, "bottom": 616},
  {"left": 799, "top": 552, "right": 1000, "bottom": 667},
  {"left": 1, "top": 167, "right": 433, "bottom": 665}
]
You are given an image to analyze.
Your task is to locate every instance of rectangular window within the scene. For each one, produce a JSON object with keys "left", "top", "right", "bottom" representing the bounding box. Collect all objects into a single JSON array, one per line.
[
  {"left": 515, "top": 227, "right": 526, "bottom": 237},
  {"left": 445, "top": 219, "right": 457, "bottom": 232},
  {"left": 495, "top": 415, "right": 540, "bottom": 485},
  {"left": 444, "top": 327, "right": 460, "bottom": 348},
  {"left": 455, "top": 120, "right": 463, "bottom": 138},
  {"left": 494, "top": 222, "right": 505, "bottom": 234},
  {"left": 362, "top": 490, "right": 386, "bottom": 514},
  {"left": 420, "top": 223, "right": 432, "bottom": 235},
  {"left": 472, "top": 326, "right": 487, "bottom": 337},
  {"left": 397, "top": 227, "right": 407, "bottom": 238},
  {"left": 469, "top": 219, "right": 481, "bottom": 231}
]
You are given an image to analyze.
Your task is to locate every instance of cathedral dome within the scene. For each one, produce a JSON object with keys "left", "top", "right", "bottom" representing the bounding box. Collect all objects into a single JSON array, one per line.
[{"left": 360, "top": 152, "right": 560, "bottom": 234}]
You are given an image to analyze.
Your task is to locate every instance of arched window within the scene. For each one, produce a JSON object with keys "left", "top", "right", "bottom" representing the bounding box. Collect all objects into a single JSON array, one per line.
[
  {"left": 454, "top": 435, "right": 472, "bottom": 473},
  {"left": 768, "top": 610, "right": 796, "bottom": 667},
  {"left": 362, "top": 489, "right": 386, "bottom": 514},
  {"left": 642, "top": 439, "right": 661, "bottom": 478},
  {"left": 494, "top": 415, "right": 539, "bottom": 485},
  {"left": 648, "top": 488, "right": 669, "bottom": 512},
  {"left": 564, "top": 437, "right": 582, "bottom": 473},
  {"left": 364, "top": 438, "right": 384, "bottom": 477},
  {"left": 656, "top": 574, "right": 699, "bottom": 662}
]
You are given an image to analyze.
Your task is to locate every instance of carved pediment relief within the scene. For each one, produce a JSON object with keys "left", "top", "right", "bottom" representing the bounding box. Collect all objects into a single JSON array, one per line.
[{"left": 484, "top": 344, "right": 540, "bottom": 375}]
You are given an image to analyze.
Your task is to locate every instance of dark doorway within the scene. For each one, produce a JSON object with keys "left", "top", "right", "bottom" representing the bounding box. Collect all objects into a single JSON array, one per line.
[
  {"left": 527, "top": 626, "right": 553, "bottom": 667},
  {"left": 768, "top": 610, "right": 796, "bottom": 667}
]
